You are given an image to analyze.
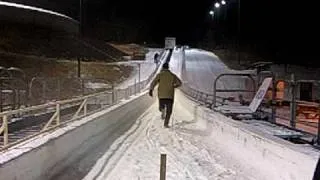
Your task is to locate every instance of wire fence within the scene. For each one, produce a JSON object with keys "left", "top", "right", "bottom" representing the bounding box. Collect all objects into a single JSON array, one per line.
[{"left": 0, "top": 50, "right": 166, "bottom": 150}]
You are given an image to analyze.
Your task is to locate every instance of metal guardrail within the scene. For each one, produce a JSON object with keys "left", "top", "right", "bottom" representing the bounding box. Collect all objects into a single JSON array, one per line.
[
  {"left": 274, "top": 76, "right": 320, "bottom": 144},
  {"left": 181, "top": 83, "right": 225, "bottom": 108},
  {"left": 0, "top": 49, "right": 167, "bottom": 150},
  {"left": 213, "top": 73, "right": 256, "bottom": 108}
]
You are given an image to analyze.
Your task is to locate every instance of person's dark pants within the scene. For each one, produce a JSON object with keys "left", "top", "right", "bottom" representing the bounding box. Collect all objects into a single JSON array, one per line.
[
  {"left": 313, "top": 158, "right": 320, "bottom": 180},
  {"left": 159, "top": 98, "right": 174, "bottom": 126}
]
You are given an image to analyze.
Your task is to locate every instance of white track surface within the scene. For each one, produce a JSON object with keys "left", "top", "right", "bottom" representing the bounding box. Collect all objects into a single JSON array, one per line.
[
  {"left": 117, "top": 48, "right": 163, "bottom": 89},
  {"left": 83, "top": 49, "right": 267, "bottom": 180},
  {"left": 84, "top": 94, "right": 265, "bottom": 180}
]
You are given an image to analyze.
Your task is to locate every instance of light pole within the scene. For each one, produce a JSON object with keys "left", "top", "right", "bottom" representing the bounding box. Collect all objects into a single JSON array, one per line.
[
  {"left": 211, "top": 0, "right": 240, "bottom": 65},
  {"left": 78, "top": 0, "right": 83, "bottom": 78},
  {"left": 80, "top": 0, "right": 83, "bottom": 36},
  {"left": 214, "top": 2, "right": 221, "bottom": 48},
  {"left": 237, "top": 0, "right": 241, "bottom": 65}
]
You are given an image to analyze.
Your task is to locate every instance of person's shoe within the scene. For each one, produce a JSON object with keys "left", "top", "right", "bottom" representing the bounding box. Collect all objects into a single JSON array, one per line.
[{"left": 164, "top": 124, "right": 170, "bottom": 128}]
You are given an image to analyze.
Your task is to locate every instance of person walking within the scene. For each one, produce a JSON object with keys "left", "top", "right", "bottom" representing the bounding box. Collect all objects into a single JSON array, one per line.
[{"left": 149, "top": 63, "right": 182, "bottom": 128}]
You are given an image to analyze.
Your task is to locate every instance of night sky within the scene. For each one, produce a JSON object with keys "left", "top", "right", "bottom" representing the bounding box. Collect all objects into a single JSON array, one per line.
[
  {"left": 84, "top": 0, "right": 317, "bottom": 64},
  {"left": 87, "top": 0, "right": 317, "bottom": 58},
  {"left": 4, "top": 0, "right": 318, "bottom": 65}
]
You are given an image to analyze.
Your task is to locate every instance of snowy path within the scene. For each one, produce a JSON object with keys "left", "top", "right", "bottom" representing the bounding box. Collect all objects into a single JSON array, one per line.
[
  {"left": 83, "top": 49, "right": 264, "bottom": 180},
  {"left": 117, "top": 48, "right": 164, "bottom": 89},
  {"left": 83, "top": 91, "right": 263, "bottom": 180}
]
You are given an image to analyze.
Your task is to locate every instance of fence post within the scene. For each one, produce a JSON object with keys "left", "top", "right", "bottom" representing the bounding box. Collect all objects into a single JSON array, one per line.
[
  {"left": 17, "top": 88, "right": 21, "bottom": 109},
  {"left": 3, "top": 115, "right": 8, "bottom": 146},
  {"left": 56, "top": 104, "right": 60, "bottom": 126},
  {"left": 160, "top": 154, "right": 167, "bottom": 180},
  {"left": 138, "top": 64, "right": 141, "bottom": 92},
  {"left": 112, "top": 84, "right": 115, "bottom": 104},
  {"left": 134, "top": 79, "right": 137, "bottom": 95},
  {"left": 289, "top": 74, "right": 296, "bottom": 128},
  {"left": 84, "top": 99, "right": 87, "bottom": 115},
  {"left": 125, "top": 88, "right": 129, "bottom": 99},
  {"left": 271, "top": 76, "right": 277, "bottom": 123}
]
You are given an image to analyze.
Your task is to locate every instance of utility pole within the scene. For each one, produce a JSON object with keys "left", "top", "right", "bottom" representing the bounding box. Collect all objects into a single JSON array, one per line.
[
  {"left": 78, "top": 0, "right": 83, "bottom": 78},
  {"left": 237, "top": 0, "right": 241, "bottom": 66}
]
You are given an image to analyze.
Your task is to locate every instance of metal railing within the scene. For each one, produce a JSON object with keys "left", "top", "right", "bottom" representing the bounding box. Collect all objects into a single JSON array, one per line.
[
  {"left": 0, "top": 89, "right": 112, "bottom": 149},
  {"left": 268, "top": 76, "right": 320, "bottom": 144},
  {"left": 181, "top": 83, "right": 224, "bottom": 108},
  {"left": 0, "top": 50, "right": 167, "bottom": 150},
  {"left": 213, "top": 73, "right": 256, "bottom": 107},
  {"left": 0, "top": 78, "right": 151, "bottom": 149}
]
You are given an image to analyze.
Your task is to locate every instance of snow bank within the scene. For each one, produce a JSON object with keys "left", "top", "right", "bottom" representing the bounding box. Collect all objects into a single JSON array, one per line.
[
  {"left": 82, "top": 90, "right": 319, "bottom": 180},
  {"left": 176, "top": 90, "right": 319, "bottom": 180}
]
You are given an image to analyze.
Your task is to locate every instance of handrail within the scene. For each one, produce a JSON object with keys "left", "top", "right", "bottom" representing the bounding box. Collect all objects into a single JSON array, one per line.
[
  {"left": 0, "top": 49, "right": 169, "bottom": 149},
  {"left": 0, "top": 89, "right": 112, "bottom": 117},
  {"left": 213, "top": 73, "right": 256, "bottom": 107},
  {"left": 181, "top": 83, "right": 225, "bottom": 108}
]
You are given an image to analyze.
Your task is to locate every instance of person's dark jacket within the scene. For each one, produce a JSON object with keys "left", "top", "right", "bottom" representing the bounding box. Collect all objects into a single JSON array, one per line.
[{"left": 149, "top": 69, "right": 182, "bottom": 99}]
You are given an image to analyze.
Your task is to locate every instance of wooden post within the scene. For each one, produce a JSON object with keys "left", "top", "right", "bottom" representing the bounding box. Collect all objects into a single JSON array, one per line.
[
  {"left": 112, "top": 84, "right": 115, "bottom": 104},
  {"left": 56, "top": 104, "right": 60, "bottom": 126},
  {"left": 271, "top": 76, "right": 277, "bottom": 123},
  {"left": 84, "top": 100, "right": 87, "bottom": 115},
  {"left": 160, "top": 154, "right": 167, "bottom": 180},
  {"left": 138, "top": 64, "right": 141, "bottom": 92},
  {"left": 134, "top": 79, "right": 137, "bottom": 95},
  {"left": 290, "top": 74, "right": 296, "bottom": 128},
  {"left": 77, "top": 58, "right": 81, "bottom": 78},
  {"left": 3, "top": 115, "right": 8, "bottom": 146}
]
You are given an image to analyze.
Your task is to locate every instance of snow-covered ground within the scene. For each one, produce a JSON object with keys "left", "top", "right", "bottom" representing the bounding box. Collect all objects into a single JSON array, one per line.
[
  {"left": 83, "top": 92, "right": 265, "bottom": 180},
  {"left": 82, "top": 49, "right": 267, "bottom": 180},
  {"left": 2, "top": 48, "right": 318, "bottom": 180}
]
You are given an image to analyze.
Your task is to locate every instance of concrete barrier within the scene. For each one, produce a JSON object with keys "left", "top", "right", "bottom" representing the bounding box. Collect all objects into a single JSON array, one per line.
[
  {"left": 0, "top": 91, "right": 154, "bottom": 180},
  {"left": 176, "top": 90, "right": 319, "bottom": 180}
]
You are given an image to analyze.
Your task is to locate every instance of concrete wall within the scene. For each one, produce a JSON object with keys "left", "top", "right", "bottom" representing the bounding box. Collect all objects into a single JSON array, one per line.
[
  {"left": 0, "top": 92, "right": 154, "bottom": 180},
  {"left": 0, "top": 2, "right": 79, "bottom": 34},
  {"left": 176, "top": 90, "right": 319, "bottom": 180}
]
